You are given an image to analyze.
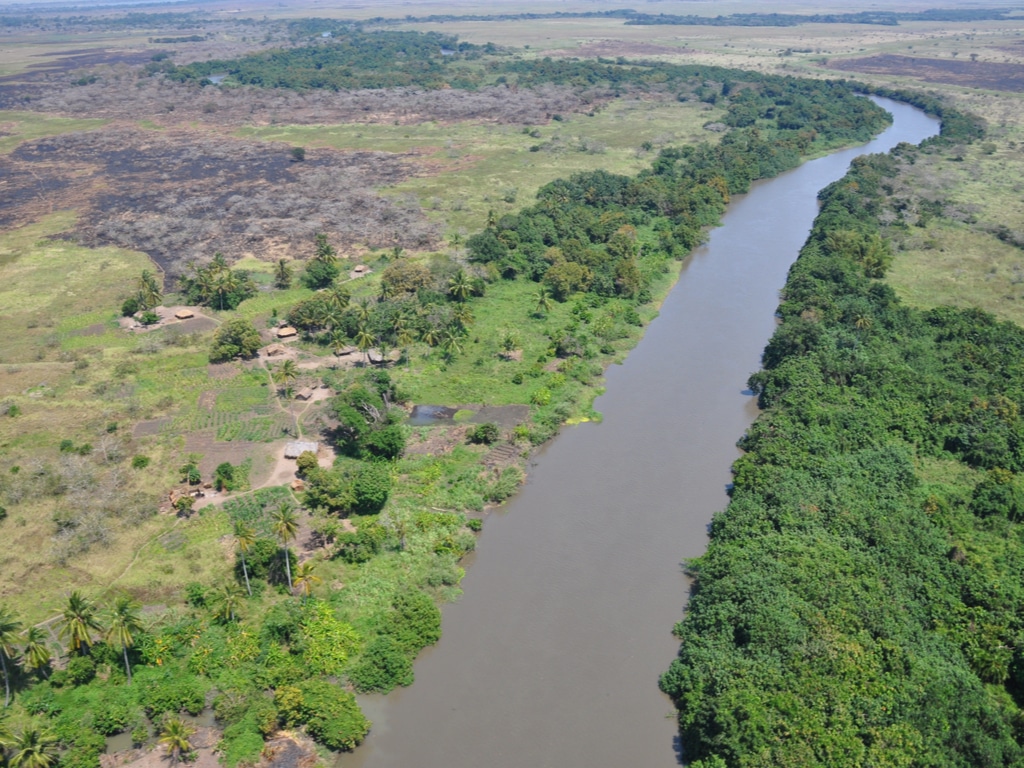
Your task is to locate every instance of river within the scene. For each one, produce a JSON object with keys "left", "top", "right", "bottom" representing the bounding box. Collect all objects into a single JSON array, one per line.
[{"left": 342, "top": 98, "right": 940, "bottom": 768}]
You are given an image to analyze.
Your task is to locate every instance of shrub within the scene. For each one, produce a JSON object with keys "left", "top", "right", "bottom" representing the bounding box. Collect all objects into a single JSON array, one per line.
[
  {"left": 214, "top": 462, "right": 243, "bottom": 492},
  {"left": 349, "top": 636, "right": 414, "bottom": 693},
  {"left": 131, "top": 455, "right": 151, "bottom": 470},
  {"left": 467, "top": 422, "right": 500, "bottom": 445},
  {"left": 65, "top": 656, "right": 96, "bottom": 686},
  {"left": 334, "top": 523, "right": 386, "bottom": 564},
  {"left": 295, "top": 451, "right": 319, "bottom": 478},
  {"left": 381, "top": 589, "right": 441, "bottom": 655},
  {"left": 301, "top": 259, "right": 340, "bottom": 290},
  {"left": 210, "top": 318, "right": 262, "bottom": 362},
  {"left": 140, "top": 310, "right": 159, "bottom": 326},
  {"left": 134, "top": 667, "right": 206, "bottom": 716},
  {"left": 352, "top": 462, "right": 392, "bottom": 514},
  {"left": 361, "top": 425, "right": 406, "bottom": 460},
  {"left": 275, "top": 679, "right": 369, "bottom": 751},
  {"left": 122, "top": 297, "right": 140, "bottom": 316}
]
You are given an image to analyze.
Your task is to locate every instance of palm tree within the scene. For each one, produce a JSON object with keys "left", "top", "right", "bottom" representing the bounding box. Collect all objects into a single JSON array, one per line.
[
  {"left": 352, "top": 298, "right": 372, "bottom": 325},
  {"left": 452, "top": 303, "right": 474, "bottom": 330},
  {"left": 158, "top": 717, "right": 195, "bottom": 766},
  {"left": 329, "top": 329, "right": 349, "bottom": 357},
  {"left": 441, "top": 330, "right": 464, "bottom": 360},
  {"left": 354, "top": 325, "right": 375, "bottom": 366},
  {"left": 21, "top": 628, "right": 50, "bottom": 679},
  {"left": 275, "top": 360, "right": 299, "bottom": 395},
  {"left": 421, "top": 325, "right": 441, "bottom": 348},
  {"left": 535, "top": 285, "right": 553, "bottom": 316},
  {"left": 0, "top": 607, "right": 22, "bottom": 707},
  {"left": 394, "top": 316, "right": 416, "bottom": 348},
  {"left": 105, "top": 596, "right": 143, "bottom": 684},
  {"left": 234, "top": 521, "right": 256, "bottom": 596},
  {"left": 137, "top": 270, "right": 163, "bottom": 310},
  {"left": 313, "top": 233, "right": 338, "bottom": 265},
  {"left": 448, "top": 269, "right": 472, "bottom": 302},
  {"left": 214, "top": 584, "right": 244, "bottom": 623},
  {"left": 293, "top": 561, "right": 322, "bottom": 601},
  {"left": 6, "top": 726, "right": 59, "bottom": 768},
  {"left": 325, "top": 286, "right": 350, "bottom": 312},
  {"left": 271, "top": 504, "right": 299, "bottom": 590},
  {"left": 379, "top": 280, "right": 396, "bottom": 303},
  {"left": 59, "top": 591, "right": 101, "bottom": 656},
  {"left": 273, "top": 259, "right": 293, "bottom": 290},
  {"left": 212, "top": 270, "right": 239, "bottom": 312}
]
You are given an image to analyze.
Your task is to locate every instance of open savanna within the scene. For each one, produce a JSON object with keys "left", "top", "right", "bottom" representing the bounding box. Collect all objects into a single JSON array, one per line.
[{"left": 239, "top": 95, "right": 722, "bottom": 234}]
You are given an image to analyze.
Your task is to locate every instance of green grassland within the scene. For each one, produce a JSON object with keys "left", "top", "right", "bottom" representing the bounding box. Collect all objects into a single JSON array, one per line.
[
  {"left": 240, "top": 96, "right": 722, "bottom": 233},
  {"left": 0, "top": 111, "right": 108, "bottom": 154}
]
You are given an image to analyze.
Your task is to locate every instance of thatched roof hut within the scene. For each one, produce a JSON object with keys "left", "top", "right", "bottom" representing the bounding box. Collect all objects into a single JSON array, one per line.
[
  {"left": 277, "top": 326, "right": 298, "bottom": 338},
  {"left": 284, "top": 441, "right": 318, "bottom": 459},
  {"left": 265, "top": 343, "right": 287, "bottom": 356},
  {"left": 295, "top": 388, "right": 314, "bottom": 401},
  {"left": 174, "top": 308, "right": 195, "bottom": 320}
]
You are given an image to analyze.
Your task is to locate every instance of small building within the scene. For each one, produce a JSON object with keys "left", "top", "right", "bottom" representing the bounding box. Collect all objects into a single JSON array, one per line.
[
  {"left": 284, "top": 441, "right": 319, "bottom": 459},
  {"left": 334, "top": 345, "right": 358, "bottom": 357},
  {"left": 277, "top": 326, "right": 298, "bottom": 339},
  {"left": 353, "top": 265, "right": 369, "bottom": 274},
  {"left": 295, "top": 387, "right": 314, "bottom": 401},
  {"left": 265, "top": 343, "right": 287, "bottom": 357},
  {"left": 174, "top": 308, "right": 195, "bottom": 320}
]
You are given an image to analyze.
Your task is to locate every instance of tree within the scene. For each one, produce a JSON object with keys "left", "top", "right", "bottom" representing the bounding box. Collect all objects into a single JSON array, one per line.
[
  {"left": 440, "top": 330, "right": 463, "bottom": 360},
  {"left": 274, "top": 259, "right": 293, "bottom": 290},
  {"left": 59, "top": 592, "right": 101, "bottom": 656},
  {"left": 136, "top": 270, "right": 163, "bottom": 310},
  {"left": 234, "top": 521, "right": 256, "bottom": 597},
  {"left": 214, "top": 583, "right": 244, "bottom": 623},
  {"left": 6, "top": 726, "right": 59, "bottom": 768},
  {"left": 354, "top": 325, "right": 375, "bottom": 366},
  {"left": 21, "top": 628, "right": 50, "bottom": 679},
  {"left": 535, "top": 285, "right": 553, "bottom": 316},
  {"left": 314, "top": 233, "right": 337, "bottom": 264},
  {"left": 105, "top": 595, "right": 143, "bottom": 684},
  {"left": 293, "top": 561, "right": 322, "bottom": 601},
  {"left": 448, "top": 269, "right": 472, "bottom": 302},
  {"left": 290, "top": 146, "right": 306, "bottom": 162},
  {"left": 158, "top": 717, "right": 195, "bottom": 766},
  {"left": 210, "top": 318, "right": 262, "bottom": 362},
  {"left": 271, "top": 505, "right": 300, "bottom": 590},
  {"left": 275, "top": 360, "right": 299, "bottom": 395},
  {"left": 0, "top": 607, "right": 21, "bottom": 707}
]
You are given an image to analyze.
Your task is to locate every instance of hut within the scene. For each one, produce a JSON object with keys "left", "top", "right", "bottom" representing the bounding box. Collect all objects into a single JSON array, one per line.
[
  {"left": 174, "top": 308, "right": 195, "bottom": 320},
  {"left": 334, "top": 345, "right": 358, "bottom": 357},
  {"left": 265, "top": 343, "right": 287, "bottom": 357},
  {"left": 295, "top": 387, "right": 314, "bottom": 401},
  {"left": 277, "top": 326, "right": 298, "bottom": 339},
  {"left": 284, "top": 441, "right": 318, "bottom": 459},
  {"left": 353, "top": 265, "right": 369, "bottom": 275}
]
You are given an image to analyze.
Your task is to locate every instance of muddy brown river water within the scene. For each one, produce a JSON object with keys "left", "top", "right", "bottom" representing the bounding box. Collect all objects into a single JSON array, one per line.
[{"left": 342, "top": 98, "right": 940, "bottom": 768}]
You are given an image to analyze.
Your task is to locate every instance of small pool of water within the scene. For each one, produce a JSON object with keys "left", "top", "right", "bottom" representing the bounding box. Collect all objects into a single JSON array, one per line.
[{"left": 407, "top": 405, "right": 458, "bottom": 426}]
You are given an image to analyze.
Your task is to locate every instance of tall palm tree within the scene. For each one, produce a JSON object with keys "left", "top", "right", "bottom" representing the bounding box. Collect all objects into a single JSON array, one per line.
[
  {"left": 6, "top": 726, "right": 59, "bottom": 768},
  {"left": 137, "top": 270, "right": 163, "bottom": 310},
  {"left": 535, "top": 285, "right": 553, "bottom": 316},
  {"left": 271, "top": 505, "right": 299, "bottom": 590},
  {"left": 276, "top": 360, "right": 299, "bottom": 394},
  {"left": 448, "top": 269, "right": 472, "bottom": 302},
  {"left": 441, "top": 330, "right": 464, "bottom": 360},
  {"left": 293, "top": 561, "right": 322, "bottom": 602},
  {"left": 214, "top": 584, "right": 244, "bottom": 623},
  {"left": 0, "top": 607, "right": 22, "bottom": 707},
  {"left": 313, "top": 233, "right": 338, "bottom": 265},
  {"left": 354, "top": 325, "right": 375, "bottom": 366},
  {"left": 105, "top": 596, "right": 143, "bottom": 684},
  {"left": 273, "top": 259, "right": 293, "bottom": 290},
  {"left": 158, "top": 717, "right": 195, "bottom": 766},
  {"left": 325, "top": 286, "right": 350, "bottom": 312},
  {"left": 452, "top": 303, "right": 474, "bottom": 330},
  {"left": 394, "top": 317, "right": 416, "bottom": 349},
  {"left": 59, "top": 591, "right": 101, "bottom": 657},
  {"left": 352, "top": 298, "right": 372, "bottom": 326},
  {"left": 234, "top": 521, "right": 256, "bottom": 596},
  {"left": 212, "top": 270, "right": 239, "bottom": 312},
  {"left": 21, "top": 627, "right": 51, "bottom": 679},
  {"left": 421, "top": 325, "right": 441, "bottom": 348}
]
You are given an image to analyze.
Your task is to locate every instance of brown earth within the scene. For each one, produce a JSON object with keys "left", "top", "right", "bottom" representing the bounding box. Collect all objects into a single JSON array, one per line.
[
  {"left": 0, "top": 125, "right": 440, "bottom": 275},
  {"left": 547, "top": 40, "right": 693, "bottom": 59},
  {"left": 827, "top": 54, "right": 1024, "bottom": 92}
]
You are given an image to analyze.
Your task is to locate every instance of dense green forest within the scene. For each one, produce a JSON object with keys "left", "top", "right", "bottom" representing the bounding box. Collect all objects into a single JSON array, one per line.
[{"left": 658, "top": 98, "right": 1024, "bottom": 766}]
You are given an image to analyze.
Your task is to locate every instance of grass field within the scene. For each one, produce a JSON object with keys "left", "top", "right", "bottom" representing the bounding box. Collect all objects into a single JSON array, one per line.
[{"left": 239, "top": 96, "right": 722, "bottom": 234}]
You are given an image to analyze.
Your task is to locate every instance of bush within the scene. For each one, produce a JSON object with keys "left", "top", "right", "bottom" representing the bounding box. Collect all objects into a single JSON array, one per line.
[
  {"left": 295, "top": 451, "right": 319, "bottom": 478},
  {"left": 133, "top": 667, "right": 207, "bottom": 716},
  {"left": 334, "top": 524, "right": 386, "bottom": 564},
  {"left": 352, "top": 462, "right": 392, "bottom": 514},
  {"left": 467, "top": 422, "right": 500, "bottom": 445},
  {"left": 361, "top": 425, "right": 406, "bottom": 460},
  {"left": 122, "top": 297, "right": 140, "bottom": 316},
  {"left": 131, "top": 455, "right": 151, "bottom": 470},
  {"left": 275, "top": 679, "right": 369, "bottom": 751},
  {"left": 349, "top": 636, "right": 414, "bottom": 693},
  {"left": 210, "top": 318, "right": 262, "bottom": 362},
  {"left": 140, "top": 310, "right": 159, "bottom": 326},
  {"left": 381, "top": 589, "right": 441, "bottom": 655},
  {"left": 302, "top": 259, "right": 340, "bottom": 290},
  {"left": 65, "top": 656, "right": 97, "bottom": 686}
]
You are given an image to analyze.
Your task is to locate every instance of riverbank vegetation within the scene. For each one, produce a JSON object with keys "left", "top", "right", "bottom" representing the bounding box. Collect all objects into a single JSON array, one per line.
[
  {"left": 0, "top": 36, "right": 898, "bottom": 763},
  {"left": 659, "top": 91, "right": 1024, "bottom": 766}
]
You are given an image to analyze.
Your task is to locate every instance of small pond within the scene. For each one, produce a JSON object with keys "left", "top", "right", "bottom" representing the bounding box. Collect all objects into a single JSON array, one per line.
[{"left": 407, "top": 405, "right": 459, "bottom": 426}]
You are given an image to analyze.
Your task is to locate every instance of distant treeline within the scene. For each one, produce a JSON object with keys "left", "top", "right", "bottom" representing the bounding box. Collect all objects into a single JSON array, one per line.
[
  {"left": 289, "top": 7, "right": 1011, "bottom": 31},
  {"left": 657, "top": 97, "right": 1024, "bottom": 766}
]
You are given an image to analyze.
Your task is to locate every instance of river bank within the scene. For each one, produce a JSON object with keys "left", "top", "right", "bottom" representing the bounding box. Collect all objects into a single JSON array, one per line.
[{"left": 340, "top": 98, "right": 941, "bottom": 768}]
